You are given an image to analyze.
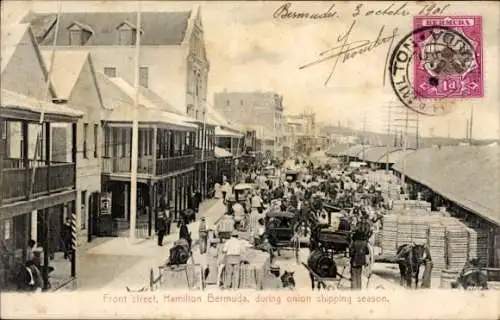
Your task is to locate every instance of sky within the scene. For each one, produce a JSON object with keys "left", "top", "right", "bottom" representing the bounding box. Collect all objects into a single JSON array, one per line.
[{"left": 1, "top": 1, "right": 499, "bottom": 139}]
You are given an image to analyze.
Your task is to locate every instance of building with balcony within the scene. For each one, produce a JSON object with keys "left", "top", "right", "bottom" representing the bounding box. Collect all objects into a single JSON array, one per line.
[
  {"left": 1, "top": 23, "right": 83, "bottom": 291},
  {"left": 97, "top": 73, "right": 199, "bottom": 235},
  {"left": 208, "top": 107, "right": 244, "bottom": 183},
  {"left": 40, "top": 50, "right": 106, "bottom": 246},
  {"left": 213, "top": 90, "right": 285, "bottom": 158},
  {"left": 24, "top": 6, "right": 216, "bottom": 198}
]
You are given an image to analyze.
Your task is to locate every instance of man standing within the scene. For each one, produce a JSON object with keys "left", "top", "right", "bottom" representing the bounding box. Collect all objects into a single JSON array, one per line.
[
  {"left": 222, "top": 232, "right": 243, "bottom": 289},
  {"left": 157, "top": 213, "right": 167, "bottom": 246},
  {"left": 349, "top": 231, "right": 370, "bottom": 290},
  {"left": 62, "top": 217, "right": 72, "bottom": 260},
  {"left": 198, "top": 217, "right": 208, "bottom": 254},
  {"left": 164, "top": 205, "right": 173, "bottom": 235}
]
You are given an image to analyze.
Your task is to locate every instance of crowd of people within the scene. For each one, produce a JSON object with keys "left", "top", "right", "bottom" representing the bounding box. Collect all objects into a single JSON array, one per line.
[{"left": 193, "top": 156, "right": 392, "bottom": 290}]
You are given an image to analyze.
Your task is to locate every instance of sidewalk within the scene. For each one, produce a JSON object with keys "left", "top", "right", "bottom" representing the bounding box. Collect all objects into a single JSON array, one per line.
[{"left": 72, "top": 198, "right": 225, "bottom": 291}]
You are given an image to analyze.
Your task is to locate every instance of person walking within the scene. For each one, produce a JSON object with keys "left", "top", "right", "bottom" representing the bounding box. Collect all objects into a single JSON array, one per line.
[
  {"left": 198, "top": 217, "right": 208, "bottom": 254},
  {"left": 157, "top": 213, "right": 167, "bottom": 246}
]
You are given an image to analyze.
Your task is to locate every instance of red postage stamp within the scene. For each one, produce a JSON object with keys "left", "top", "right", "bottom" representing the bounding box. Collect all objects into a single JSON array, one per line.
[{"left": 412, "top": 16, "right": 483, "bottom": 99}]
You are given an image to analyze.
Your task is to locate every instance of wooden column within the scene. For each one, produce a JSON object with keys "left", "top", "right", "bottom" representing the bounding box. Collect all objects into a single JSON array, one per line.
[
  {"left": 148, "top": 181, "right": 154, "bottom": 237},
  {"left": 42, "top": 208, "right": 50, "bottom": 290},
  {"left": 22, "top": 121, "right": 30, "bottom": 199},
  {"left": 152, "top": 127, "right": 157, "bottom": 175}
]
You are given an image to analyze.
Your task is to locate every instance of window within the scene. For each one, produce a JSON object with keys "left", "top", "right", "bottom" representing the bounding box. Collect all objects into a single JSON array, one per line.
[
  {"left": 139, "top": 67, "right": 149, "bottom": 88},
  {"left": 187, "top": 104, "right": 194, "bottom": 116},
  {"left": 226, "top": 100, "right": 229, "bottom": 106},
  {"left": 68, "top": 22, "right": 92, "bottom": 45},
  {"left": 240, "top": 100, "right": 243, "bottom": 106},
  {"left": 81, "top": 191, "right": 87, "bottom": 230},
  {"left": 83, "top": 123, "right": 89, "bottom": 159},
  {"left": 103, "top": 125, "right": 110, "bottom": 157},
  {"left": 93, "top": 124, "right": 99, "bottom": 158},
  {"left": 104, "top": 67, "right": 116, "bottom": 77},
  {"left": 69, "top": 30, "right": 82, "bottom": 45},
  {"left": 118, "top": 29, "right": 136, "bottom": 45}
]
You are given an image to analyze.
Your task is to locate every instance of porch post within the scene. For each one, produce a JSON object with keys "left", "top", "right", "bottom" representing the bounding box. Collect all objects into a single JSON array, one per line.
[
  {"left": 148, "top": 181, "right": 154, "bottom": 237},
  {"left": 152, "top": 127, "right": 157, "bottom": 176},
  {"left": 42, "top": 208, "right": 50, "bottom": 290},
  {"left": 22, "top": 121, "right": 29, "bottom": 199}
]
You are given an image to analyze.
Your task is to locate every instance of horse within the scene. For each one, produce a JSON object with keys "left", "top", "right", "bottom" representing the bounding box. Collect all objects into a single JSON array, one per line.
[
  {"left": 167, "top": 240, "right": 191, "bottom": 266},
  {"left": 280, "top": 271, "right": 296, "bottom": 289},
  {"left": 396, "top": 243, "right": 429, "bottom": 288}
]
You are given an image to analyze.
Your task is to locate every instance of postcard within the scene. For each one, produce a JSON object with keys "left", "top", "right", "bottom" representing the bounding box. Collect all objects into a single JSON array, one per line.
[{"left": 0, "top": 0, "right": 499, "bottom": 319}]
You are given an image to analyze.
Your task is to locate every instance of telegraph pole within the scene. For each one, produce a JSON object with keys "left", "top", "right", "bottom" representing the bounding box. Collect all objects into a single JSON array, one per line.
[{"left": 129, "top": 3, "right": 141, "bottom": 241}]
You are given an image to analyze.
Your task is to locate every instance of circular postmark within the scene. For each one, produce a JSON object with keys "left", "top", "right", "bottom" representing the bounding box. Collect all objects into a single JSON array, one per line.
[{"left": 388, "top": 25, "right": 477, "bottom": 116}]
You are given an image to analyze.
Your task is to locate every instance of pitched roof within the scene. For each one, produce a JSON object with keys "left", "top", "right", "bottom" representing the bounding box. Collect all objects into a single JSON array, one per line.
[
  {"left": 1, "top": 88, "right": 83, "bottom": 121},
  {"left": 40, "top": 50, "right": 89, "bottom": 100},
  {"left": 1, "top": 23, "right": 29, "bottom": 73},
  {"left": 102, "top": 76, "right": 196, "bottom": 129},
  {"left": 23, "top": 11, "right": 193, "bottom": 46},
  {"left": 138, "top": 86, "right": 183, "bottom": 115},
  {"left": 361, "top": 146, "right": 402, "bottom": 162},
  {"left": 392, "top": 146, "right": 500, "bottom": 226},
  {"left": 385, "top": 149, "right": 416, "bottom": 164},
  {"left": 207, "top": 105, "right": 244, "bottom": 132},
  {"left": 1, "top": 23, "right": 57, "bottom": 99}
]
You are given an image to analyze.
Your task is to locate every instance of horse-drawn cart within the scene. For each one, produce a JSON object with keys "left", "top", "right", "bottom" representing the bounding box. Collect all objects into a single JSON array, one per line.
[
  {"left": 305, "top": 225, "right": 352, "bottom": 290},
  {"left": 265, "top": 211, "right": 300, "bottom": 261}
]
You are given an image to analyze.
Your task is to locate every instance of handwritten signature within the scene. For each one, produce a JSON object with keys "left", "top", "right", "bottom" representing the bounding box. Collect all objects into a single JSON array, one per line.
[{"left": 299, "top": 20, "right": 399, "bottom": 86}]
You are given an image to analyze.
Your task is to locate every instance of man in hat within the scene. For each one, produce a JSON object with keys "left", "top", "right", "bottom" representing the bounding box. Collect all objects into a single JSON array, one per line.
[
  {"left": 157, "top": 212, "right": 167, "bottom": 246},
  {"left": 349, "top": 230, "right": 370, "bottom": 290},
  {"left": 198, "top": 217, "right": 208, "bottom": 254},
  {"left": 221, "top": 232, "right": 243, "bottom": 289}
]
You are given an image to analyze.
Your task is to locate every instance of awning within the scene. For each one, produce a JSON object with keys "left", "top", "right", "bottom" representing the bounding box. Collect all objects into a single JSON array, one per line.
[
  {"left": 1, "top": 89, "right": 83, "bottom": 122},
  {"left": 392, "top": 146, "right": 500, "bottom": 226},
  {"left": 362, "top": 146, "right": 401, "bottom": 162},
  {"left": 214, "top": 146, "right": 233, "bottom": 158},
  {"left": 215, "top": 127, "right": 244, "bottom": 138},
  {"left": 385, "top": 149, "right": 416, "bottom": 164}
]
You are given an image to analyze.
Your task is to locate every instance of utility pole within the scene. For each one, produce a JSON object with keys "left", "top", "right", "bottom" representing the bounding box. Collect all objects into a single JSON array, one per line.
[
  {"left": 385, "top": 102, "right": 392, "bottom": 174},
  {"left": 401, "top": 106, "right": 409, "bottom": 194},
  {"left": 129, "top": 3, "right": 141, "bottom": 241},
  {"left": 362, "top": 108, "right": 367, "bottom": 161}
]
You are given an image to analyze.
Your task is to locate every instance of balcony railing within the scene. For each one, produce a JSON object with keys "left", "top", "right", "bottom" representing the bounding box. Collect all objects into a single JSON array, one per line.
[
  {"left": 1, "top": 162, "right": 76, "bottom": 203},
  {"left": 194, "top": 149, "right": 215, "bottom": 162},
  {"left": 102, "top": 155, "right": 194, "bottom": 176},
  {"left": 156, "top": 155, "right": 194, "bottom": 176}
]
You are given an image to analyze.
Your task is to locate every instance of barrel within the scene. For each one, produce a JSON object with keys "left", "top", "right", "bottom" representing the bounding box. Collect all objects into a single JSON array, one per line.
[
  {"left": 440, "top": 269, "right": 460, "bottom": 288},
  {"left": 307, "top": 250, "right": 337, "bottom": 278}
]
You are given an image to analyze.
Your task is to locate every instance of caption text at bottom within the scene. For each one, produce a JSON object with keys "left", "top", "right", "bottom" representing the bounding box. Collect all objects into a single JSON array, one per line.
[{"left": 103, "top": 293, "right": 390, "bottom": 305}]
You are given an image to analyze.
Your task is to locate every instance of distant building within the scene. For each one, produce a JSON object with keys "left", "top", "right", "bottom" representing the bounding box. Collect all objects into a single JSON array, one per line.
[
  {"left": 213, "top": 90, "right": 285, "bottom": 157},
  {"left": 284, "top": 111, "right": 317, "bottom": 156}
]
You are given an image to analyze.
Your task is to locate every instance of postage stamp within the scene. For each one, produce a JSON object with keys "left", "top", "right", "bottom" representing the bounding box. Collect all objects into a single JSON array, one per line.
[
  {"left": 412, "top": 16, "right": 483, "bottom": 99},
  {"left": 389, "top": 16, "right": 483, "bottom": 116}
]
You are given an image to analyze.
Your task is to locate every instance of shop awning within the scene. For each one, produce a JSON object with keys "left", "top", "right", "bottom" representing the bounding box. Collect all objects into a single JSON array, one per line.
[
  {"left": 214, "top": 146, "right": 233, "bottom": 158},
  {"left": 215, "top": 127, "right": 243, "bottom": 138}
]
